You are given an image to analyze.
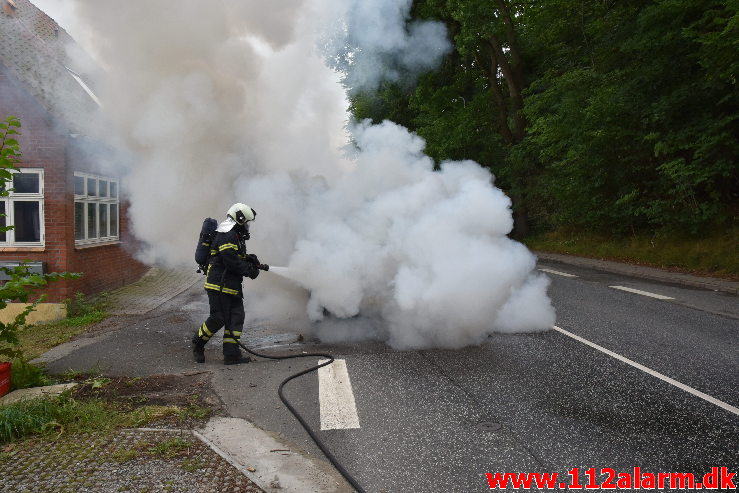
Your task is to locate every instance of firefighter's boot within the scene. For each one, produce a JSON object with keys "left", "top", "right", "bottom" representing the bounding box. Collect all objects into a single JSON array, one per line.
[
  {"left": 223, "top": 354, "right": 251, "bottom": 365},
  {"left": 192, "top": 336, "right": 206, "bottom": 364},
  {"left": 223, "top": 348, "right": 251, "bottom": 365}
]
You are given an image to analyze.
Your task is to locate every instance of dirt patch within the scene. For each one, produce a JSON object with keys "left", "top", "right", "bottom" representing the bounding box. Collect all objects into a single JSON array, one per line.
[{"left": 71, "top": 372, "right": 222, "bottom": 427}]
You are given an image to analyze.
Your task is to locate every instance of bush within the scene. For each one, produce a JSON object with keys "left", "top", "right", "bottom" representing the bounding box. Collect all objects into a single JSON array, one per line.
[
  {"left": 10, "top": 359, "right": 50, "bottom": 390},
  {"left": 64, "top": 292, "right": 106, "bottom": 319}
]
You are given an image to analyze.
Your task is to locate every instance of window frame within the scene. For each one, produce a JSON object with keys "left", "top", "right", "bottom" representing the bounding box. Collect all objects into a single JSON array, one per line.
[
  {"left": 74, "top": 171, "right": 120, "bottom": 247},
  {"left": 0, "top": 168, "right": 45, "bottom": 247}
]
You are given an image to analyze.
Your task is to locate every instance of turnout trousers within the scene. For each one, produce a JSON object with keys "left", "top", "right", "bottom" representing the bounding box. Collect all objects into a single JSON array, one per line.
[{"left": 193, "top": 290, "right": 245, "bottom": 357}]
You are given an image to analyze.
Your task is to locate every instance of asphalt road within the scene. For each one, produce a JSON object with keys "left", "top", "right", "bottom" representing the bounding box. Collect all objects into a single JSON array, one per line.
[{"left": 44, "top": 262, "right": 739, "bottom": 492}]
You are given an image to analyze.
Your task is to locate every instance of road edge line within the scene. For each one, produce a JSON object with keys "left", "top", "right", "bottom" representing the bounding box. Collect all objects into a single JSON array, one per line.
[{"left": 552, "top": 326, "right": 738, "bottom": 416}]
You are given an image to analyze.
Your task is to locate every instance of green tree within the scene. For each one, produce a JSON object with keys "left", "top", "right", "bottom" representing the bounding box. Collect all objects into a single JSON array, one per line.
[
  {"left": 345, "top": 0, "right": 738, "bottom": 237},
  {"left": 522, "top": 0, "right": 738, "bottom": 234}
]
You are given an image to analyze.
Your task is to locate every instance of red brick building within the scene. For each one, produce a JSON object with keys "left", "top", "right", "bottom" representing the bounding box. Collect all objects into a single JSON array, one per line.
[{"left": 0, "top": 0, "right": 147, "bottom": 307}]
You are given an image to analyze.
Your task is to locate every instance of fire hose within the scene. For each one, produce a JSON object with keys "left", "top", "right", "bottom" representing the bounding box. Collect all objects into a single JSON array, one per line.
[{"left": 218, "top": 265, "right": 367, "bottom": 493}]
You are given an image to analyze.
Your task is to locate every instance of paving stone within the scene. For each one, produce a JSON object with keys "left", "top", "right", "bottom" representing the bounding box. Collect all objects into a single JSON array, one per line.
[
  {"left": 0, "top": 428, "right": 264, "bottom": 493},
  {"left": 104, "top": 268, "right": 202, "bottom": 316}
]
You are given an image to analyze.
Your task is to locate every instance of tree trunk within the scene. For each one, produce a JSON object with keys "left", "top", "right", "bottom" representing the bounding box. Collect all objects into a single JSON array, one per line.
[
  {"left": 494, "top": 0, "right": 524, "bottom": 83},
  {"left": 510, "top": 188, "right": 529, "bottom": 239},
  {"left": 488, "top": 35, "right": 526, "bottom": 142},
  {"left": 476, "top": 52, "right": 515, "bottom": 145}
]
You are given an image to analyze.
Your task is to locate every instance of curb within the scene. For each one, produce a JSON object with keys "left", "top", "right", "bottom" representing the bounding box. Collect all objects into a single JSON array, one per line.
[
  {"left": 198, "top": 416, "right": 353, "bottom": 493},
  {"left": 535, "top": 252, "right": 739, "bottom": 296}
]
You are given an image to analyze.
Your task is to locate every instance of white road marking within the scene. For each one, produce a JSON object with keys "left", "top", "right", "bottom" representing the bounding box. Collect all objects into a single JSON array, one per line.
[
  {"left": 552, "top": 326, "right": 739, "bottom": 416},
  {"left": 318, "top": 359, "right": 361, "bottom": 430},
  {"left": 538, "top": 268, "right": 578, "bottom": 278},
  {"left": 610, "top": 285, "right": 674, "bottom": 300}
]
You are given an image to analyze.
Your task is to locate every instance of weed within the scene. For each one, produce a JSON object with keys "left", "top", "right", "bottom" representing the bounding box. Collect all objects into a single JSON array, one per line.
[
  {"left": 128, "top": 405, "right": 181, "bottom": 428},
  {"left": 133, "top": 440, "right": 152, "bottom": 452},
  {"left": 58, "top": 366, "right": 104, "bottom": 381},
  {"left": 149, "top": 437, "right": 192, "bottom": 458},
  {"left": 64, "top": 292, "right": 107, "bottom": 318},
  {"left": 179, "top": 404, "right": 211, "bottom": 420},
  {"left": 181, "top": 458, "right": 206, "bottom": 472},
  {"left": 90, "top": 377, "right": 112, "bottom": 389},
  {"left": 10, "top": 359, "right": 50, "bottom": 390},
  {"left": 0, "top": 395, "right": 188, "bottom": 444},
  {"left": 111, "top": 449, "right": 139, "bottom": 463}
]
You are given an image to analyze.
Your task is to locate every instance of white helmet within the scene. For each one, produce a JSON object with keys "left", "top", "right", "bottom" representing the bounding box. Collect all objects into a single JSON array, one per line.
[{"left": 227, "top": 203, "right": 256, "bottom": 225}]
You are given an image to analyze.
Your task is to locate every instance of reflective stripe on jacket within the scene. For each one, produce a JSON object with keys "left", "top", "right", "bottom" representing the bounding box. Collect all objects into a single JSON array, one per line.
[{"left": 204, "top": 229, "right": 259, "bottom": 297}]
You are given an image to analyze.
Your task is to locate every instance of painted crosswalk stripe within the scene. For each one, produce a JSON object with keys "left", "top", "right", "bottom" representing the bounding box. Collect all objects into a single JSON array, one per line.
[
  {"left": 318, "top": 359, "right": 360, "bottom": 430},
  {"left": 610, "top": 285, "right": 674, "bottom": 300},
  {"left": 553, "top": 326, "right": 738, "bottom": 416},
  {"left": 538, "top": 268, "right": 578, "bottom": 278}
]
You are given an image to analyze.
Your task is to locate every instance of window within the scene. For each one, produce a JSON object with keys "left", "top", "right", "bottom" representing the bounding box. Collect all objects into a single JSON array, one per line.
[
  {"left": 65, "top": 66, "right": 102, "bottom": 107},
  {"left": 74, "top": 172, "right": 119, "bottom": 246},
  {"left": 0, "top": 168, "right": 44, "bottom": 247}
]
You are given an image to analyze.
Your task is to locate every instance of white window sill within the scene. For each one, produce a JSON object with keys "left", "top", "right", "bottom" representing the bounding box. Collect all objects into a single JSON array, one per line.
[{"left": 75, "top": 240, "right": 121, "bottom": 249}]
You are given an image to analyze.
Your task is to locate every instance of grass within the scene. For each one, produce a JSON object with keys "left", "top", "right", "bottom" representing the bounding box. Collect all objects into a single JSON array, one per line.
[
  {"left": 10, "top": 310, "right": 108, "bottom": 361},
  {"left": 0, "top": 393, "right": 120, "bottom": 442},
  {"left": 57, "top": 365, "right": 106, "bottom": 381},
  {"left": 181, "top": 458, "right": 207, "bottom": 472},
  {"left": 524, "top": 228, "right": 739, "bottom": 280},
  {"left": 0, "top": 393, "right": 188, "bottom": 444},
  {"left": 111, "top": 448, "right": 139, "bottom": 462},
  {"left": 149, "top": 437, "right": 193, "bottom": 458},
  {"left": 1, "top": 291, "right": 109, "bottom": 364}
]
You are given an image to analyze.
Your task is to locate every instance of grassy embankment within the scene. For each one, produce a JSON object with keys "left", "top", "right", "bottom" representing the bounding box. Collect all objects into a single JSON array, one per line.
[
  {"left": 9, "top": 309, "right": 107, "bottom": 362},
  {"left": 1, "top": 293, "right": 107, "bottom": 364},
  {"left": 524, "top": 229, "right": 739, "bottom": 280},
  {"left": 1, "top": 293, "right": 108, "bottom": 391}
]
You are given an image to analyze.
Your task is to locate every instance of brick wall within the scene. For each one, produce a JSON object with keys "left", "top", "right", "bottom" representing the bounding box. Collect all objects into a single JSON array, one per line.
[
  {"left": 65, "top": 198, "right": 149, "bottom": 298},
  {"left": 0, "top": 64, "right": 148, "bottom": 302}
]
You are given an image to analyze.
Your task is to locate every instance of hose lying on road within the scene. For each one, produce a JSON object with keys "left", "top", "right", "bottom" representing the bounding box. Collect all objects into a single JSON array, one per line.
[
  {"left": 236, "top": 339, "right": 367, "bottom": 493},
  {"left": 216, "top": 264, "right": 366, "bottom": 492}
]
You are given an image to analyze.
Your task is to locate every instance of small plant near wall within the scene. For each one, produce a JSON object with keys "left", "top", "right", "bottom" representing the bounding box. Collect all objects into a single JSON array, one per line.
[{"left": 0, "top": 116, "right": 80, "bottom": 389}]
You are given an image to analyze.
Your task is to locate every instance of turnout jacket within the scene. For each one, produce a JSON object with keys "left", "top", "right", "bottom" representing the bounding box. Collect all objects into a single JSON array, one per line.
[{"left": 204, "top": 229, "right": 260, "bottom": 297}]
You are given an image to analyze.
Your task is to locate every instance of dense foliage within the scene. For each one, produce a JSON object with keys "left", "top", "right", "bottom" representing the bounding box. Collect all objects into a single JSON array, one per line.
[{"left": 347, "top": 0, "right": 738, "bottom": 238}]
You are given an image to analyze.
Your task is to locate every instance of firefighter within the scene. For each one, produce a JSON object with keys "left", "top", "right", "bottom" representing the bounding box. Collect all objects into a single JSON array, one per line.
[{"left": 192, "top": 203, "right": 268, "bottom": 365}]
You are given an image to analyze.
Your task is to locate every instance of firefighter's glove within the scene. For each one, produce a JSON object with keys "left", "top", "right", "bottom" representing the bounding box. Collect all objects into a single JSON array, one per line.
[{"left": 246, "top": 254, "right": 260, "bottom": 265}]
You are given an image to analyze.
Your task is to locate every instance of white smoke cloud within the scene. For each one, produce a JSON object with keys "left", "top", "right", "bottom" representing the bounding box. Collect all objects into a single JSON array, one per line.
[
  {"left": 65, "top": 0, "right": 554, "bottom": 349},
  {"left": 322, "top": 0, "right": 452, "bottom": 91}
]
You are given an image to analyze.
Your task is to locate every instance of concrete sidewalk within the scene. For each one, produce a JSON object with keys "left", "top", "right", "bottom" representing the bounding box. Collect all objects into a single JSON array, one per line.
[{"left": 536, "top": 251, "right": 739, "bottom": 295}]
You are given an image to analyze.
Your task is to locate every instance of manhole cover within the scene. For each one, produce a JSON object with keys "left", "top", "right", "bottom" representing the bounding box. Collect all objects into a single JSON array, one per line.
[{"left": 477, "top": 421, "right": 502, "bottom": 432}]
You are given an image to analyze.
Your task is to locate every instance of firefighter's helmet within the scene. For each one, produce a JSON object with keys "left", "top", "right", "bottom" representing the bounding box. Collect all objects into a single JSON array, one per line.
[{"left": 227, "top": 203, "right": 256, "bottom": 225}]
